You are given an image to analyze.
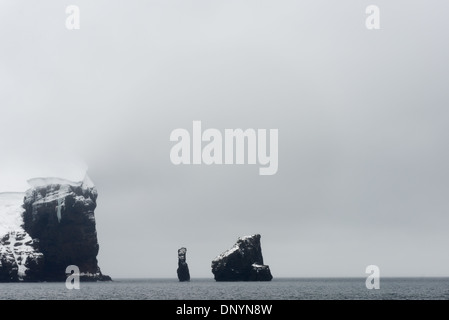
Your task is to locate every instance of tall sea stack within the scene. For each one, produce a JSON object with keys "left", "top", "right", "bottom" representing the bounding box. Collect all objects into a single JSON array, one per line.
[{"left": 177, "top": 247, "right": 190, "bottom": 282}]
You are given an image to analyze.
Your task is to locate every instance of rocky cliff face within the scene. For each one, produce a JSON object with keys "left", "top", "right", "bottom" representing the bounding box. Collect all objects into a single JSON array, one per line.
[
  {"left": 211, "top": 234, "right": 273, "bottom": 281},
  {"left": 0, "top": 229, "right": 43, "bottom": 282},
  {"left": 0, "top": 176, "right": 110, "bottom": 282},
  {"left": 177, "top": 247, "right": 190, "bottom": 282}
]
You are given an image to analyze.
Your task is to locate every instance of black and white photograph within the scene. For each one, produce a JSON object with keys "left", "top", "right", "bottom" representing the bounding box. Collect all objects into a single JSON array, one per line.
[{"left": 0, "top": 0, "right": 448, "bottom": 305}]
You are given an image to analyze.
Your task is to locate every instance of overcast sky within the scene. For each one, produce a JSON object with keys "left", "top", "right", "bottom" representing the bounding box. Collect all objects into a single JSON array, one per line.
[{"left": 1, "top": 0, "right": 449, "bottom": 278}]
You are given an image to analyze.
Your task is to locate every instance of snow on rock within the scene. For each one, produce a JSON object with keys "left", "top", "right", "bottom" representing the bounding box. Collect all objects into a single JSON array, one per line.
[
  {"left": 212, "top": 244, "right": 239, "bottom": 262},
  {"left": 212, "top": 235, "right": 262, "bottom": 262},
  {"left": 0, "top": 175, "right": 110, "bottom": 282},
  {"left": 0, "top": 193, "right": 25, "bottom": 237},
  {"left": 211, "top": 234, "right": 273, "bottom": 281},
  {"left": 24, "top": 174, "right": 98, "bottom": 220},
  {"left": 27, "top": 174, "right": 96, "bottom": 190},
  {"left": 0, "top": 193, "right": 43, "bottom": 281}
]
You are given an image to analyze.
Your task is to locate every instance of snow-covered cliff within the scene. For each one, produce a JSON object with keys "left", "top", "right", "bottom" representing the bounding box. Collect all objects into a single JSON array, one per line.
[{"left": 0, "top": 176, "right": 110, "bottom": 282}]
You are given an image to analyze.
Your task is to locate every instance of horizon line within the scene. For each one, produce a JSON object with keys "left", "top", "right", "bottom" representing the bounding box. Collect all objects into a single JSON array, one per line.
[{"left": 106, "top": 276, "right": 449, "bottom": 279}]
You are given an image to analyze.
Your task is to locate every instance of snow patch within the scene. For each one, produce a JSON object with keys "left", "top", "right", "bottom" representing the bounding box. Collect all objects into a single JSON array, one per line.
[
  {"left": 27, "top": 177, "right": 83, "bottom": 188},
  {"left": 27, "top": 174, "right": 95, "bottom": 189},
  {"left": 0, "top": 192, "right": 25, "bottom": 237},
  {"left": 213, "top": 235, "right": 259, "bottom": 262},
  {"left": 30, "top": 188, "right": 72, "bottom": 206},
  {"left": 0, "top": 193, "right": 43, "bottom": 280},
  {"left": 213, "top": 244, "right": 240, "bottom": 262},
  {"left": 56, "top": 197, "right": 63, "bottom": 223},
  {"left": 239, "top": 235, "right": 257, "bottom": 241}
]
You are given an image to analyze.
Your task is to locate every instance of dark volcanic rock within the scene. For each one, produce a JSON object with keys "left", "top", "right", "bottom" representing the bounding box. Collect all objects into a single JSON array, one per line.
[
  {"left": 0, "top": 176, "right": 110, "bottom": 282},
  {"left": 211, "top": 234, "right": 273, "bottom": 281},
  {"left": 177, "top": 247, "right": 190, "bottom": 282}
]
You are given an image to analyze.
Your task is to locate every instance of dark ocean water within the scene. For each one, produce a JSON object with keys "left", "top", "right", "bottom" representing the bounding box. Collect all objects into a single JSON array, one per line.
[{"left": 1, "top": 278, "right": 448, "bottom": 300}]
